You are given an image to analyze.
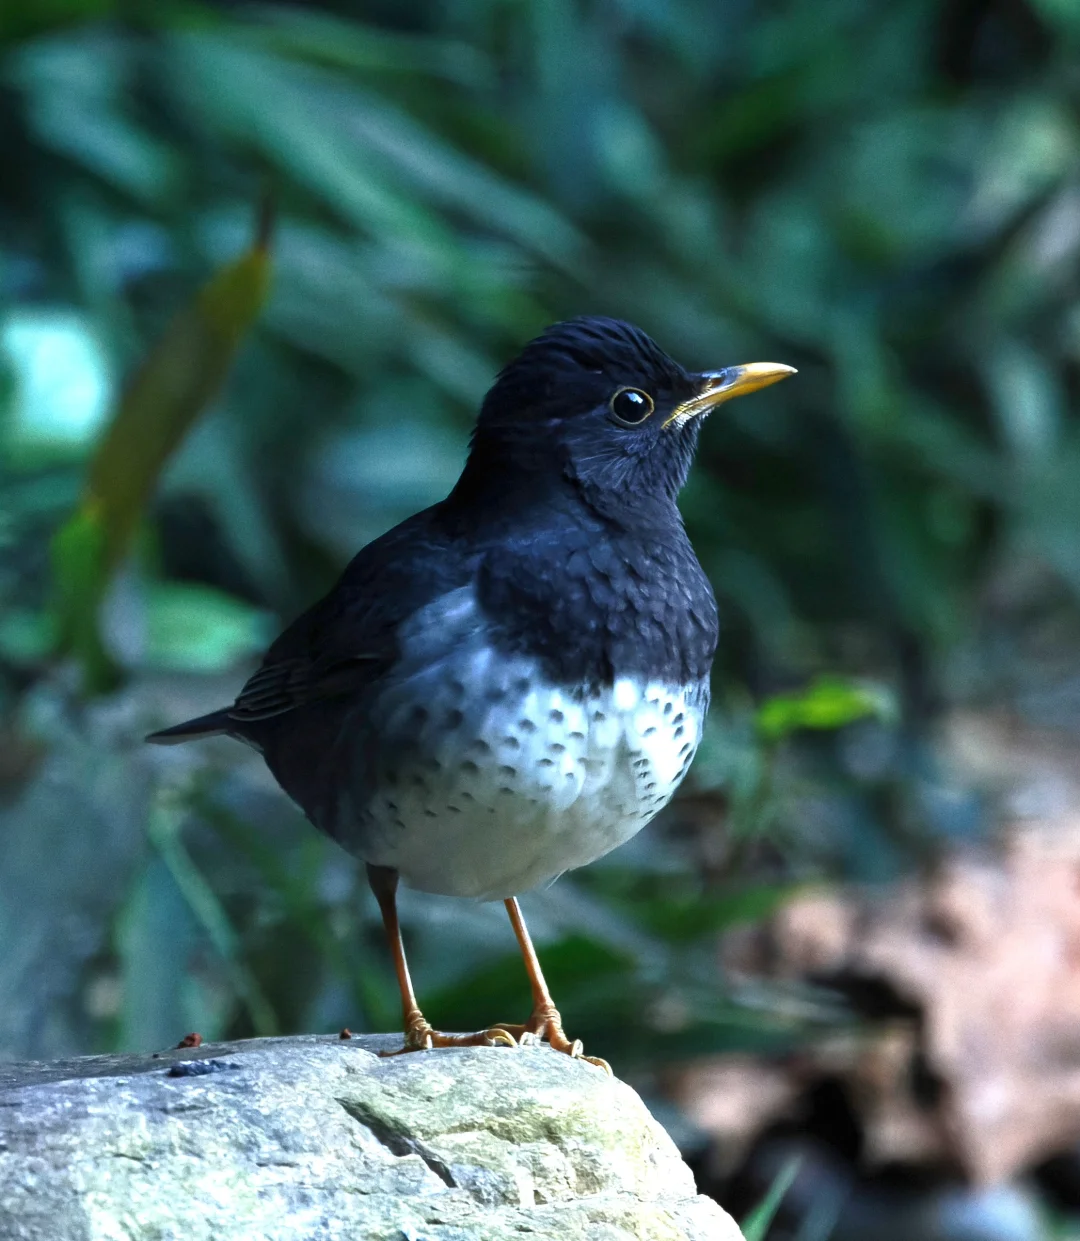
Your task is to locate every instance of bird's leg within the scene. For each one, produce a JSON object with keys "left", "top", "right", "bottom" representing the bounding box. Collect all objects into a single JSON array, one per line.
[
  {"left": 366, "top": 864, "right": 517, "bottom": 1054},
  {"left": 494, "top": 897, "right": 611, "bottom": 1074}
]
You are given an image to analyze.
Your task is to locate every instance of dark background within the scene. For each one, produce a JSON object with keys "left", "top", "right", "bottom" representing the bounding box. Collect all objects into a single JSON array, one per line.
[{"left": 3, "top": 1, "right": 1080, "bottom": 1236}]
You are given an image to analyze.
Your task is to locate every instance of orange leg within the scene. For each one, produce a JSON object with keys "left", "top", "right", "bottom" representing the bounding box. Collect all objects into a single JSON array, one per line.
[
  {"left": 494, "top": 896, "right": 611, "bottom": 1074},
  {"left": 367, "top": 864, "right": 516, "bottom": 1054}
]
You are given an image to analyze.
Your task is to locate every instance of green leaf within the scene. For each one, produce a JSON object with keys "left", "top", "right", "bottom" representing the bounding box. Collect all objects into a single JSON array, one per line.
[
  {"left": 741, "top": 1155, "right": 802, "bottom": 1241},
  {"left": 50, "top": 503, "right": 118, "bottom": 691},
  {"left": 755, "top": 676, "right": 895, "bottom": 742},
  {"left": 0, "top": 607, "right": 57, "bottom": 666},
  {"left": 422, "top": 935, "right": 632, "bottom": 1036},
  {"left": 626, "top": 882, "right": 806, "bottom": 944},
  {"left": 144, "top": 582, "right": 270, "bottom": 673},
  {"left": 575, "top": 868, "right": 804, "bottom": 944}
]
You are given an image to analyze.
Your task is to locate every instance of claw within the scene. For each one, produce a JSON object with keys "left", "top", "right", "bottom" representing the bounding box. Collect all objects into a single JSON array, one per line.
[
  {"left": 380, "top": 1020, "right": 521, "bottom": 1058},
  {"left": 491, "top": 1022, "right": 528, "bottom": 1040},
  {"left": 495, "top": 1006, "right": 611, "bottom": 1072},
  {"left": 482, "top": 1027, "right": 518, "bottom": 1048}
]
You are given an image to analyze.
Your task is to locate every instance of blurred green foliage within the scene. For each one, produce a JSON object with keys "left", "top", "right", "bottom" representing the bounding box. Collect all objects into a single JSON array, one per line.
[
  {"left": 51, "top": 198, "right": 272, "bottom": 691},
  {"left": 2, "top": 0, "right": 1080, "bottom": 1090}
]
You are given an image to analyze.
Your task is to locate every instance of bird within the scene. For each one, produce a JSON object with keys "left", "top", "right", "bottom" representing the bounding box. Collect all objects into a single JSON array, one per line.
[{"left": 147, "top": 316, "right": 795, "bottom": 1070}]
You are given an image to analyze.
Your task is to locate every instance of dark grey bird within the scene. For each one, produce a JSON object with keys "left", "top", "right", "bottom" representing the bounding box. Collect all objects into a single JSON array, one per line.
[{"left": 148, "top": 316, "right": 795, "bottom": 1070}]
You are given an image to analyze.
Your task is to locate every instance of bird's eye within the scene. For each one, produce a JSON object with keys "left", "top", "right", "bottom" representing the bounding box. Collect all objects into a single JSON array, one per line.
[{"left": 609, "top": 387, "right": 655, "bottom": 426}]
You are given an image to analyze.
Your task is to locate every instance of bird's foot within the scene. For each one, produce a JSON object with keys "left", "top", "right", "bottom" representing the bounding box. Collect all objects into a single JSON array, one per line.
[
  {"left": 379, "top": 1015, "right": 519, "bottom": 1057},
  {"left": 494, "top": 1004, "right": 611, "bottom": 1074}
]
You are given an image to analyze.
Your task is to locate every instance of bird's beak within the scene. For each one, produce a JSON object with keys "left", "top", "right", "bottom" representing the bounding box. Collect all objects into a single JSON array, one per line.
[{"left": 663, "top": 362, "right": 797, "bottom": 428}]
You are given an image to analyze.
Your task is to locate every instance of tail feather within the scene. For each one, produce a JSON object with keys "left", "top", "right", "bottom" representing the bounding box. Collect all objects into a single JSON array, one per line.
[{"left": 145, "top": 709, "right": 234, "bottom": 745}]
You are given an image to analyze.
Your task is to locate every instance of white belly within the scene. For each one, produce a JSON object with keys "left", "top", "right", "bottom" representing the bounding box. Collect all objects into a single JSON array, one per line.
[{"left": 356, "top": 660, "right": 704, "bottom": 900}]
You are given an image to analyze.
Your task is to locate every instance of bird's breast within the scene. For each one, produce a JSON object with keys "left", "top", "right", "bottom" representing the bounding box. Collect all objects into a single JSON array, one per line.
[{"left": 329, "top": 588, "right": 708, "bottom": 899}]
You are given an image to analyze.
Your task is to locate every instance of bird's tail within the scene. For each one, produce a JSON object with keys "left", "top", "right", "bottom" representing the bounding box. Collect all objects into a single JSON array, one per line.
[{"left": 145, "top": 709, "right": 233, "bottom": 745}]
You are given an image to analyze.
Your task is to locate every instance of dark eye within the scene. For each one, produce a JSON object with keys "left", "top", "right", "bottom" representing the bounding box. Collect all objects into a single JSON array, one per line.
[{"left": 609, "top": 387, "right": 655, "bottom": 426}]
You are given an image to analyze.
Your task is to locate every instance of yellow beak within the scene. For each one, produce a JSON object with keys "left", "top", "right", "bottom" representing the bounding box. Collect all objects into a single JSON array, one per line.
[{"left": 663, "top": 362, "right": 797, "bottom": 428}]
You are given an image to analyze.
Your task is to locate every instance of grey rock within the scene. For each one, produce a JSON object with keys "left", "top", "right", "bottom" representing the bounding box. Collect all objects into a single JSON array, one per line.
[{"left": 0, "top": 1033, "right": 742, "bottom": 1241}]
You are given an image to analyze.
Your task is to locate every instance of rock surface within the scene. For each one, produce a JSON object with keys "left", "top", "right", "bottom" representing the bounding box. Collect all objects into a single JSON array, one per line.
[{"left": 0, "top": 1032, "right": 741, "bottom": 1240}]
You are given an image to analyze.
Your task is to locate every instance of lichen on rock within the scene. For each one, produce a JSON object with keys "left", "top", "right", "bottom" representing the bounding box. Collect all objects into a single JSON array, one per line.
[{"left": 0, "top": 1032, "right": 741, "bottom": 1240}]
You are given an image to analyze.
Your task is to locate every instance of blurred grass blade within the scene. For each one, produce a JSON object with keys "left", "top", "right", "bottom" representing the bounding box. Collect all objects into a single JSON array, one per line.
[
  {"left": 741, "top": 1155, "right": 802, "bottom": 1241},
  {"left": 196, "top": 794, "right": 396, "bottom": 1032},
  {"left": 51, "top": 197, "right": 273, "bottom": 692},
  {"left": 148, "top": 787, "right": 279, "bottom": 1038}
]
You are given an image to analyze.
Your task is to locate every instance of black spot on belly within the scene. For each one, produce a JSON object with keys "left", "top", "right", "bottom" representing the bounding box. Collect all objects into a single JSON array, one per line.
[
  {"left": 674, "top": 726, "right": 685, "bottom": 740},
  {"left": 663, "top": 702, "right": 673, "bottom": 715},
  {"left": 550, "top": 709, "right": 564, "bottom": 724},
  {"left": 499, "top": 765, "right": 517, "bottom": 778},
  {"left": 423, "top": 809, "right": 437, "bottom": 818},
  {"left": 487, "top": 685, "right": 506, "bottom": 703},
  {"left": 678, "top": 742, "right": 692, "bottom": 756},
  {"left": 643, "top": 726, "right": 656, "bottom": 736},
  {"left": 448, "top": 805, "right": 462, "bottom": 814},
  {"left": 471, "top": 739, "right": 492, "bottom": 755},
  {"left": 592, "top": 710, "right": 606, "bottom": 723},
  {"left": 498, "top": 786, "right": 514, "bottom": 795},
  {"left": 672, "top": 712, "right": 685, "bottom": 725},
  {"left": 462, "top": 760, "right": 480, "bottom": 774},
  {"left": 549, "top": 742, "right": 566, "bottom": 755},
  {"left": 513, "top": 676, "right": 531, "bottom": 694},
  {"left": 539, "top": 758, "right": 555, "bottom": 768},
  {"left": 411, "top": 705, "right": 429, "bottom": 726},
  {"left": 449, "top": 679, "right": 466, "bottom": 696},
  {"left": 569, "top": 730, "right": 585, "bottom": 742},
  {"left": 446, "top": 709, "right": 464, "bottom": 729},
  {"left": 503, "top": 736, "right": 521, "bottom": 750},
  {"left": 519, "top": 718, "right": 537, "bottom": 733}
]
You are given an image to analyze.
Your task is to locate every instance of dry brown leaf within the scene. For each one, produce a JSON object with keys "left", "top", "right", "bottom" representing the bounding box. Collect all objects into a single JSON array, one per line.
[{"left": 695, "top": 833, "right": 1080, "bottom": 1184}]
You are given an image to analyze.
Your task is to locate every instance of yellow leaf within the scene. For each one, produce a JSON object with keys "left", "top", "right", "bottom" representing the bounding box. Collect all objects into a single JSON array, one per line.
[{"left": 52, "top": 197, "right": 273, "bottom": 692}]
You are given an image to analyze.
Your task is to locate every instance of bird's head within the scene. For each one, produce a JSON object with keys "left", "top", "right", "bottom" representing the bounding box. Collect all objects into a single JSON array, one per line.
[{"left": 465, "top": 317, "right": 795, "bottom": 512}]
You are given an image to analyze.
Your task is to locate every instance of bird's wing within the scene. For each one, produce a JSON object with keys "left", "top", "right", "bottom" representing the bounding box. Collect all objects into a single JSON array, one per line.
[
  {"left": 226, "top": 508, "right": 470, "bottom": 725},
  {"left": 144, "top": 600, "right": 397, "bottom": 744},
  {"left": 147, "top": 506, "right": 477, "bottom": 745},
  {"left": 227, "top": 649, "right": 382, "bottom": 721}
]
